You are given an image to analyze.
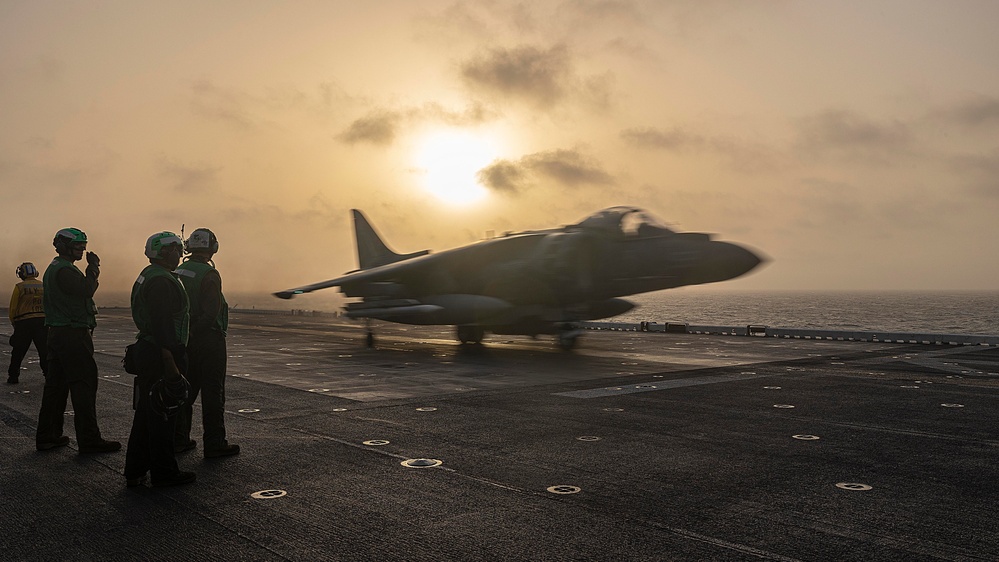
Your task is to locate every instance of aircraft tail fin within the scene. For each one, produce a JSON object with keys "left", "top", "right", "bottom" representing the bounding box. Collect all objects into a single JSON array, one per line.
[{"left": 352, "top": 209, "right": 429, "bottom": 269}]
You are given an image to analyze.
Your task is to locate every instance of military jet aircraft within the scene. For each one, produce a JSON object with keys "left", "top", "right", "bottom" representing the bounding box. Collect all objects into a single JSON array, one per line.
[{"left": 274, "top": 207, "right": 763, "bottom": 349}]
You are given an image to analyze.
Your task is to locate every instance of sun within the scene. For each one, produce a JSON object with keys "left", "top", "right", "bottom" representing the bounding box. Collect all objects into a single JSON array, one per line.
[{"left": 412, "top": 128, "right": 498, "bottom": 205}]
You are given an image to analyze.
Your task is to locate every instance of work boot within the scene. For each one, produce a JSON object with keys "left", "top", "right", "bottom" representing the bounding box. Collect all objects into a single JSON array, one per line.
[
  {"left": 205, "top": 443, "right": 240, "bottom": 459},
  {"left": 174, "top": 439, "right": 197, "bottom": 453},
  {"left": 152, "top": 471, "right": 196, "bottom": 487},
  {"left": 79, "top": 439, "right": 122, "bottom": 454},
  {"left": 36, "top": 435, "right": 70, "bottom": 451}
]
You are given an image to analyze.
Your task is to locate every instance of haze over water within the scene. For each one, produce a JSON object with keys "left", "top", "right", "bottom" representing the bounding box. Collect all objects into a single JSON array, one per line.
[{"left": 95, "top": 289, "right": 999, "bottom": 336}]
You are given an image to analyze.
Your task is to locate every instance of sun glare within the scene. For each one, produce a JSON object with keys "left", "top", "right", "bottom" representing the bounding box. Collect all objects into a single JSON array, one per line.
[{"left": 412, "top": 129, "right": 497, "bottom": 205}]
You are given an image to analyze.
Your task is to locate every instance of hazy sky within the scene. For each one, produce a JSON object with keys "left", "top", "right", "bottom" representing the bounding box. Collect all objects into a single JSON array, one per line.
[{"left": 2, "top": 0, "right": 998, "bottom": 300}]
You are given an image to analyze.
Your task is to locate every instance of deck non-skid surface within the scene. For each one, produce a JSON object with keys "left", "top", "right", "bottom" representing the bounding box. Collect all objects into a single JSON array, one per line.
[{"left": 2, "top": 309, "right": 997, "bottom": 561}]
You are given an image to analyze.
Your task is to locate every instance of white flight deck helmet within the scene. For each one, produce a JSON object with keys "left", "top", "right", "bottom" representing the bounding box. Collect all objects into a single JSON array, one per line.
[{"left": 184, "top": 228, "right": 219, "bottom": 254}]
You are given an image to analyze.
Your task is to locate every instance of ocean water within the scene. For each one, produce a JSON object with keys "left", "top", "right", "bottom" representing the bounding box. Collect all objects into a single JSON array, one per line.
[
  {"left": 96, "top": 290, "right": 999, "bottom": 336},
  {"left": 616, "top": 290, "right": 999, "bottom": 336}
]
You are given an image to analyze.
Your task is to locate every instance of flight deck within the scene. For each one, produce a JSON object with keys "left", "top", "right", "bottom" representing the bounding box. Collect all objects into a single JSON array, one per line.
[{"left": 2, "top": 308, "right": 998, "bottom": 561}]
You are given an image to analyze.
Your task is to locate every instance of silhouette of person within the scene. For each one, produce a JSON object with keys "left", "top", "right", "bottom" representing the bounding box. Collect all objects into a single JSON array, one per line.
[
  {"left": 173, "top": 228, "right": 239, "bottom": 458},
  {"left": 124, "top": 231, "right": 196, "bottom": 487},
  {"left": 7, "top": 262, "right": 47, "bottom": 384},
  {"left": 35, "top": 228, "right": 121, "bottom": 454}
]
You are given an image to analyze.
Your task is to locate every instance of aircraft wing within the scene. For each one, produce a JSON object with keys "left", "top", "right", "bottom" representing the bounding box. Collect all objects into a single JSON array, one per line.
[{"left": 273, "top": 252, "right": 435, "bottom": 299}]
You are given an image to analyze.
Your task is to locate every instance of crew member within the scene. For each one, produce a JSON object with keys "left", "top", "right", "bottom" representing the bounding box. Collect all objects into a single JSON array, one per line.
[
  {"left": 124, "top": 231, "right": 196, "bottom": 487},
  {"left": 7, "top": 262, "right": 47, "bottom": 384},
  {"left": 35, "top": 228, "right": 120, "bottom": 453},
  {"left": 173, "top": 228, "right": 239, "bottom": 458}
]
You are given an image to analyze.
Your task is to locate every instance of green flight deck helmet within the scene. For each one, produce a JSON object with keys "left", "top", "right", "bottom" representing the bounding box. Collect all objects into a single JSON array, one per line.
[
  {"left": 144, "top": 231, "right": 184, "bottom": 259},
  {"left": 53, "top": 228, "right": 87, "bottom": 254}
]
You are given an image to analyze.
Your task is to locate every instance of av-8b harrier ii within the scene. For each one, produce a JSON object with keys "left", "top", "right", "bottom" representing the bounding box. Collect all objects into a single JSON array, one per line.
[{"left": 275, "top": 207, "right": 764, "bottom": 349}]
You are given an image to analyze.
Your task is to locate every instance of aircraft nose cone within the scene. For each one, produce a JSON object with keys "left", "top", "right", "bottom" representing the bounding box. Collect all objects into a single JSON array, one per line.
[
  {"left": 729, "top": 243, "right": 764, "bottom": 277},
  {"left": 706, "top": 242, "right": 765, "bottom": 282}
]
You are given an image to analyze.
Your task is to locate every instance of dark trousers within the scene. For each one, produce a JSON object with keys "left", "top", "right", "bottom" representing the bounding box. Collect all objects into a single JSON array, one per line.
[
  {"left": 175, "top": 331, "right": 229, "bottom": 450},
  {"left": 35, "top": 327, "right": 103, "bottom": 446},
  {"left": 8, "top": 317, "right": 48, "bottom": 378},
  {"left": 125, "top": 341, "right": 183, "bottom": 482}
]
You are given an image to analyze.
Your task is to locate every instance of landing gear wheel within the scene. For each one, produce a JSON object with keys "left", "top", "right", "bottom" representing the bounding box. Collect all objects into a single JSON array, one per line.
[
  {"left": 456, "top": 325, "right": 485, "bottom": 345},
  {"left": 557, "top": 332, "right": 578, "bottom": 350},
  {"left": 556, "top": 324, "right": 583, "bottom": 351},
  {"left": 366, "top": 331, "right": 375, "bottom": 348}
]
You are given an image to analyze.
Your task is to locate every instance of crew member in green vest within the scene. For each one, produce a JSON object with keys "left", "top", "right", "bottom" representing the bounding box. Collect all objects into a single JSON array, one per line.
[
  {"left": 124, "top": 231, "right": 196, "bottom": 488},
  {"left": 173, "top": 228, "right": 239, "bottom": 458},
  {"left": 35, "top": 228, "right": 120, "bottom": 453},
  {"left": 8, "top": 262, "right": 47, "bottom": 384}
]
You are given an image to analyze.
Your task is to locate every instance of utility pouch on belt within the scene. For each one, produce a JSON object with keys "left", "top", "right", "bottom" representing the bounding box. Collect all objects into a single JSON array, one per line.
[{"left": 123, "top": 343, "right": 140, "bottom": 375}]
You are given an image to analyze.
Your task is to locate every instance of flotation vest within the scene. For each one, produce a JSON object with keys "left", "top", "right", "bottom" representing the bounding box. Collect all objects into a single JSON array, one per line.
[
  {"left": 175, "top": 259, "right": 229, "bottom": 335},
  {"left": 130, "top": 264, "right": 190, "bottom": 346},
  {"left": 43, "top": 257, "right": 97, "bottom": 328}
]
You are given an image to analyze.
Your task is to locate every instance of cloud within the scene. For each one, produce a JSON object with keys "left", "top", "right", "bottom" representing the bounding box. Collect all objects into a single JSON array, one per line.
[
  {"left": 930, "top": 95, "right": 999, "bottom": 129},
  {"left": 0, "top": 144, "right": 117, "bottom": 194},
  {"left": 562, "top": 0, "right": 643, "bottom": 21},
  {"left": 620, "top": 127, "right": 706, "bottom": 151},
  {"left": 602, "top": 37, "right": 659, "bottom": 62},
  {"left": 620, "top": 126, "right": 781, "bottom": 173},
  {"left": 477, "top": 148, "right": 614, "bottom": 193},
  {"left": 460, "top": 44, "right": 585, "bottom": 110},
  {"left": 189, "top": 79, "right": 349, "bottom": 131},
  {"left": 337, "top": 102, "right": 496, "bottom": 146},
  {"left": 792, "top": 178, "right": 868, "bottom": 228},
  {"left": 190, "top": 80, "right": 256, "bottom": 130},
  {"left": 157, "top": 158, "right": 221, "bottom": 193},
  {"left": 413, "top": 1, "right": 498, "bottom": 44},
  {"left": 337, "top": 110, "right": 402, "bottom": 145},
  {"left": 947, "top": 150, "right": 999, "bottom": 198},
  {"left": 795, "top": 110, "right": 912, "bottom": 154},
  {"left": 477, "top": 160, "right": 526, "bottom": 193},
  {"left": 417, "top": 101, "right": 496, "bottom": 126},
  {"left": 461, "top": 44, "right": 570, "bottom": 108}
]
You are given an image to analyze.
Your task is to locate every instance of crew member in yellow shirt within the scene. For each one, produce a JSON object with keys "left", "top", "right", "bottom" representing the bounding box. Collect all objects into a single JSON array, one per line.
[{"left": 7, "top": 262, "right": 47, "bottom": 384}]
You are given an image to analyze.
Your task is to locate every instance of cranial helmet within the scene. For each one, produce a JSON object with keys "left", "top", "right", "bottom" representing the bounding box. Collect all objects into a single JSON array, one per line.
[
  {"left": 16, "top": 262, "right": 38, "bottom": 280},
  {"left": 149, "top": 376, "right": 191, "bottom": 419},
  {"left": 53, "top": 228, "right": 87, "bottom": 254},
  {"left": 144, "top": 231, "right": 184, "bottom": 259},
  {"left": 184, "top": 228, "right": 219, "bottom": 254}
]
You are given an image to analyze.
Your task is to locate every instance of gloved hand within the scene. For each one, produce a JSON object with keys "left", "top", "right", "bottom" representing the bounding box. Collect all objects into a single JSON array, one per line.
[{"left": 86, "top": 251, "right": 100, "bottom": 267}]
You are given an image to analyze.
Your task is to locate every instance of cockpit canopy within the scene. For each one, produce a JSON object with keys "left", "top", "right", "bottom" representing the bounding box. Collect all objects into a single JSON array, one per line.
[{"left": 573, "top": 206, "right": 675, "bottom": 238}]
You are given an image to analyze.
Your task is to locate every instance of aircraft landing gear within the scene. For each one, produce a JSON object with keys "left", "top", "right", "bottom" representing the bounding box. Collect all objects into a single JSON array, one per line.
[
  {"left": 556, "top": 324, "right": 584, "bottom": 351},
  {"left": 365, "top": 319, "right": 375, "bottom": 348},
  {"left": 456, "top": 325, "right": 485, "bottom": 345}
]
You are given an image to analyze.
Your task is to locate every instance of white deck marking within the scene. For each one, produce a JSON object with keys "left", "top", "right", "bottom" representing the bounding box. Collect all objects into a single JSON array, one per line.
[{"left": 555, "top": 372, "right": 771, "bottom": 398}]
